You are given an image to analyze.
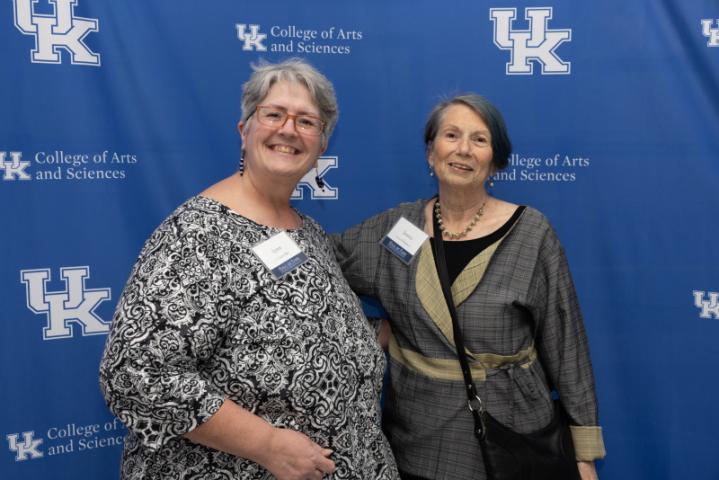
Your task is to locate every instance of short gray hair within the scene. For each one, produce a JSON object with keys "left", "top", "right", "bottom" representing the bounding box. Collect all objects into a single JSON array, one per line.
[
  {"left": 424, "top": 94, "right": 512, "bottom": 170},
  {"left": 241, "top": 58, "right": 339, "bottom": 142}
]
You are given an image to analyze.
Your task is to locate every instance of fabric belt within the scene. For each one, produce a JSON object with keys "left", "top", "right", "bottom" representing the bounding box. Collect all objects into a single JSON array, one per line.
[{"left": 388, "top": 334, "right": 536, "bottom": 382}]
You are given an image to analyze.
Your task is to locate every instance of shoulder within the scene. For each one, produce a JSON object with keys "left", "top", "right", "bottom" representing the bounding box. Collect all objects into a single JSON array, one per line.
[
  {"left": 517, "top": 205, "right": 552, "bottom": 231},
  {"left": 362, "top": 198, "right": 427, "bottom": 227},
  {"left": 332, "top": 199, "right": 428, "bottom": 251},
  {"left": 499, "top": 204, "right": 560, "bottom": 251},
  {"left": 173, "top": 195, "right": 231, "bottom": 228},
  {"left": 298, "top": 212, "right": 324, "bottom": 234},
  {"left": 129, "top": 197, "right": 253, "bottom": 288},
  {"left": 394, "top": 198, "right": 427, "bottom": 217},
  {"left": 140, "top": 196, "right": 243, "bottom": 258},
  {"left": 299, "top": 213, "right": 334, "bottom": 245},
  {"left": 513, "top": 205, "right": 565, "bottom": 258},
  {"left": 160, "top": 196, "right": 223, "bottom": 235}
]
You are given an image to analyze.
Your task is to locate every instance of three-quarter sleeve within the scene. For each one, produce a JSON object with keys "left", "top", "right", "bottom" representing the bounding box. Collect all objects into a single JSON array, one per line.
[
  {"left": 99, "top": 220, "right": 234, "bottom": 450},
  {"left": 531, "top": 225, "right": 606, "bottom": 461}
]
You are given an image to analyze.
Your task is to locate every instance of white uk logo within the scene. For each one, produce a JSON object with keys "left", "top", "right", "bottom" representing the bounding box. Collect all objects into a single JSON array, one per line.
[
  {"left": 693, "top": 290, "right": 719, "bottom": 319},
  {"left": 236, "top": 24, "right": 268, "bottom": 51},
  {"left": 6, "top": 432, "right": 44, "bottom": 461},
  {"left": 701, "top": 19, "right": 719, "bottom": 47},
  {"left": 490, "top": 7, "right": 571, "bottom": 75},
  {"left": 20, "top": 266, "right": 111, "bottom": 340},
  {"left": 292, "top": 156, "right": 338, "bottom": 200},
  {"left": 0, "top": 151, "right": 32, "bottom": 181},
  {"left": 13, "top": 0, "right": 101, "bottom": 66}
]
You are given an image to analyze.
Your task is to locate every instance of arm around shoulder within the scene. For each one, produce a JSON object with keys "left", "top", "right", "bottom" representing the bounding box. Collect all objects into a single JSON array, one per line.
[{"left": 330, "top": 209, "right": 393, "bottom": 297}]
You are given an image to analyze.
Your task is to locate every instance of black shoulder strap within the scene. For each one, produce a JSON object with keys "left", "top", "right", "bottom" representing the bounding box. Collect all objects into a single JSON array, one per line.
[{"left": 431, "top": 199, "right": 486, "bottom": 439}]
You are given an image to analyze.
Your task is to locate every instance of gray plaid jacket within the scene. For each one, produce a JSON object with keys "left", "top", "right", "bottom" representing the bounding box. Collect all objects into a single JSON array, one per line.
[{"left": 333, "top": 199, "right": 605, "bottom": 480}]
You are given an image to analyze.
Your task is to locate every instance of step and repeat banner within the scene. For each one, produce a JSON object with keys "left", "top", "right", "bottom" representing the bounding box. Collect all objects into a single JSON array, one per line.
[{"left": 1, "top": 1, "right": 718, "bottom": 478}]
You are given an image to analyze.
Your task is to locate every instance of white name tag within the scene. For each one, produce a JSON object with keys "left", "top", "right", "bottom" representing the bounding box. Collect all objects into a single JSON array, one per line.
[
  {"left": 251, "top": 232, "right": 308, "bottom": 279},
  {"left": 379, "top": 216, "right": 429, "bottom": 265}
]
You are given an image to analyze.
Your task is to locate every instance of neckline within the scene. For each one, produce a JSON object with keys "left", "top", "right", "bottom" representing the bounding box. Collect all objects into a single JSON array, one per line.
[
  {"left": 421, "top": 197, "right": 525, "bottom": 242},
  {"left": 193, "top": 195, "right": 306, "bottom": 232},
  {"left": 444, "top": 205, "right": 525, "bottom": 244}
]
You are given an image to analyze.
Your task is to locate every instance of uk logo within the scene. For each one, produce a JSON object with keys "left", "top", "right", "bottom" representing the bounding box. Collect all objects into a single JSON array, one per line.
[
  {"left": 693, "top": 290, "right": 719, "bottom": 319},
  {"left": 236, "top": 24, "right": 268, "bottom": 52},
  {"left": 291, "top": 156, "right": 338, "bottom": 200},
  {"left": 13, "top": 0, "right": 101, "bottom": 66},
  {"left": 0, "top": 151, "right": 32, "bottom": 181},
  {"left": 20, "top": 266, "right": 112, "bottom": 340},
  {"left": 490, "top": 7, "right": 571, "bottom": 75},
  {"left": 6, "top": 432, "right": 44, "bottom": 461},
  {"left": 701, "top": 19, "right": 719, "bottom": 47}
]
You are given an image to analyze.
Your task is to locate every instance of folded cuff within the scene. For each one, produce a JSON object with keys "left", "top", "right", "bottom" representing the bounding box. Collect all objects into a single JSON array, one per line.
[{"left": 570, "top": 425, "right": 606, "bottom": 461}]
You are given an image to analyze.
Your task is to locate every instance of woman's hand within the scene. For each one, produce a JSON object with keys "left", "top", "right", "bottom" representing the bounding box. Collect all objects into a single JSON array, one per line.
[
  {"left": 184, "top": 400, "right": 335, "bottom": 479},
  {"left": 577, "top": 461, "right": 598, "bottom": 480},
  {"left": 259, "top": 428, "right": 335, "bottom": 480},
  {"left": 377, "top": 319, "right": 392, "bottom": 351}
]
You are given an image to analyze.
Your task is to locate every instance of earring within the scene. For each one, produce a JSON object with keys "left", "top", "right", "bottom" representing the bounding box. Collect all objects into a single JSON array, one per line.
[
  {"left": 315, "top": 167, "right": 325, "bottom": 190},
  {"left": 429, "top": 166, "right": 435, "bottom": 177},
  {"left": 488, "top": 177, "right": 495, "bottom": 188},
  {"left": 238, "top": 150, "right": 245, "bottom": 176}
]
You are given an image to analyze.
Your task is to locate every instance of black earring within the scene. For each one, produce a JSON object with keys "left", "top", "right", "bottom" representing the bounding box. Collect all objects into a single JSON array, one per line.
[
  {"left": 314, "top": 166, "right": 326, "bottom": 190},
  {"left": 238, "top": 150, "right": 245, "bottom": 176}
]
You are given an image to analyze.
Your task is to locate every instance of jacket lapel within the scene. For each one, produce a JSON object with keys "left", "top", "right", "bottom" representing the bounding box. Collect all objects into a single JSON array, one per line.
[{"left": 415, "top": 227, "right": 516, "bottom": 357}]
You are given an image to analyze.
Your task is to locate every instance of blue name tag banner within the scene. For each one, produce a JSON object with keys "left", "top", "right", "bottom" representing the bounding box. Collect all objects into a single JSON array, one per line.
[{"left": 380, "top": 236, "right": 414, "bottom": 264}]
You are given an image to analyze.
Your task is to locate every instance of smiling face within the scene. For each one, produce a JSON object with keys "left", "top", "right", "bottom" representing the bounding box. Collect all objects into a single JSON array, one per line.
[
  {"left": 428, "top": 103, "right": 495, "bottom": 192},
  {"left": 239, "top": 80, "right": 325, "bottom": 184}
]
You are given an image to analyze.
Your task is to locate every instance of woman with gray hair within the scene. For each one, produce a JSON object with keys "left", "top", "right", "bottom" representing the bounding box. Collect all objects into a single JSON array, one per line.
[
  {"left": 333, "top": 94, "right": 605, "bottom": 479},
  {"left": 100, "top": 58, "right": 398, "bottom": 480}
]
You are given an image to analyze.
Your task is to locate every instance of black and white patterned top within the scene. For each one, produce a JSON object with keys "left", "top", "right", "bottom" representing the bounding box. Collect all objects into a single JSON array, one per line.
[{"left": 99, "top": 196, "right": 398, "bottom": 479}]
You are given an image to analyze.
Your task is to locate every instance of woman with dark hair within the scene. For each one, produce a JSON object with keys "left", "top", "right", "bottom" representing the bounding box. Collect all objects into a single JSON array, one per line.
[
  {"left": 99, "top": 58, "right": 398, "bottom": 480},
  {"left": 333, "top": 94, "right": 605, "bottom": 479}
]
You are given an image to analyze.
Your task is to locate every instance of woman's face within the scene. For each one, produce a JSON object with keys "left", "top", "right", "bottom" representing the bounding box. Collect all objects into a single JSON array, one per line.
[
  {"left": 428, "top": 104, "right": 494, "bottom": 192},
  {"left": 239, "top": 81, "right": 325, "bottom": 183}
]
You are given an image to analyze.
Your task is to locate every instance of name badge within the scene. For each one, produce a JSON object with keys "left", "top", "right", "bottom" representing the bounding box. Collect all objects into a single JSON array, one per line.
[
  {"left": 379, "top": 216, "right": 429, "bottom": 265},
  {"left": 251, "top": 232, "right": 308, "bottom": 279}
]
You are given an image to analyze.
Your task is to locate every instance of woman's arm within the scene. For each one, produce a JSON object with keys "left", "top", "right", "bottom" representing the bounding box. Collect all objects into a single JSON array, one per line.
[
  {"left": 330, "top": 205, "right": 407, "bottom": 297},
  {"left": 376, "top": 318, "right": 391, "bottom": 350},
  {"left": 100, "top": 218, "right": 334, "bottom": 479},
  {"left": 577, "top": 460, "right": 598, "bottom": 480},
  {"left": 185, "top": 400, "right": 334, "bottom": 480},
  {"left": 531, "top": 221, "right": 606, "bottom": 463}
]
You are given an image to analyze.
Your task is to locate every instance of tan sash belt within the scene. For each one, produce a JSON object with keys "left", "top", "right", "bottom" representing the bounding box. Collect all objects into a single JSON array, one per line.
[{"left": 389, "top": 334, "right": 536, "bottom": 382}]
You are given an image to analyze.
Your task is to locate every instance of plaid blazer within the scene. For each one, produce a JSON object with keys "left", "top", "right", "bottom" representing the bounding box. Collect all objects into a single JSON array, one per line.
[{"left": 333, "top": 199, "right": 605, "bottom": 480}]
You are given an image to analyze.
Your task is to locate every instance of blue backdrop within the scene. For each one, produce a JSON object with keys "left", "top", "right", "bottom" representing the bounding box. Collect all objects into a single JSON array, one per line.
[{"left": 2, "top": 1, "right": 718, "bottom": 478}]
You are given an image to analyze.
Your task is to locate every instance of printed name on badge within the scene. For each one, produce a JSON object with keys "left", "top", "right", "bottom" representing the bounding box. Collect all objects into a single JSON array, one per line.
[
  {"left": 251, "top": 232, "right": 308, "bottom": 278},
  {"left": 379, "top": 216, "right": 429, "bottom": 265}
]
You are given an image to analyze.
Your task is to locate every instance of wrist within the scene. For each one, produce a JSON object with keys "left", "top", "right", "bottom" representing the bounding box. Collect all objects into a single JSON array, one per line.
[{"left": 246, "top": 422, "right": 277, "bottom": 467}]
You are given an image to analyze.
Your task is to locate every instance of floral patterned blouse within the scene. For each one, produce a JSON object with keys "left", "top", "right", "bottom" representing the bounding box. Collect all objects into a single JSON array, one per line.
[{"left": 99, "top": 196, "right": 398, "bottom": 479}]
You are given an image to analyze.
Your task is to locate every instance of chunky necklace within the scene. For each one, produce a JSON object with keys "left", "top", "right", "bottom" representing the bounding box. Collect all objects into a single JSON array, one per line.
[{"left": 434, "top": 199, "right": 487, "bottom": 240}]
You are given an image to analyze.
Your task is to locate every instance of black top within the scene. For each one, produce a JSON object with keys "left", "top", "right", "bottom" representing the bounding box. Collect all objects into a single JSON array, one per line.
[{"left": 431, "top": 205, "right": 526, "bottom": 284}]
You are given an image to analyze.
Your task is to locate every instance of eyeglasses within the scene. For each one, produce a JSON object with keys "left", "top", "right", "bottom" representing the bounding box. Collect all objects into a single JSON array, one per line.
[{"left": 253, "top": 105, "right": 325, "bottom": 136}]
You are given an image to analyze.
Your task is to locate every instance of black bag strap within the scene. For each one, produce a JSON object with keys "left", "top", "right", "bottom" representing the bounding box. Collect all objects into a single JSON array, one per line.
[{"left": 431, "top": 199, "right": 487, "bottom": 440}]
